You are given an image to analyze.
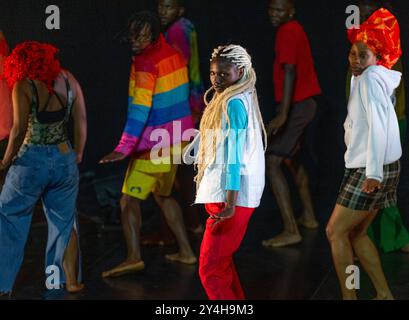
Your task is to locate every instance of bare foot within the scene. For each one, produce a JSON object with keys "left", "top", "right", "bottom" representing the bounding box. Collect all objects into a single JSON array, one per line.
[
  {"left": 400, "top": 243, "right": 409, "bottom": 253},
  {"left": 141, "top": 233, "right": 176, "bottom": 247},
  {"left": 262, "top": 232, "right": 302, "bottom": 248},
  {"left": 102, "top": 260, "right": 145, "bottom": 278},
  {"left": 66, "top": 283, "right": 85, "bottom": 294},
  {"left": 297, "top": 216, "right": 319, "bottom": 229},
  {"left": 165, "top": 253, "right": 197, "bottom": 265}
]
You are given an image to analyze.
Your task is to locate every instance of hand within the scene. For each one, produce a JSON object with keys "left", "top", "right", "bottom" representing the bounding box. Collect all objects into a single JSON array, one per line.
[
  {"left": 209, "top": 206, "right": 235, "bottom": 228},
  {"left": 99, "top": 151, "right": 127, "bottom": 164},
  {"left": 267, "top": 113, "right": 287, "bottom": 136},
  {"left": 0, "top": 160, "right": 9, "bottom": 171},
  {"left": 76, "top": 153, "right": 83, "bottom": 164},
  {"left": 361, "top": 178, "right": 382, "bottom": 194}
]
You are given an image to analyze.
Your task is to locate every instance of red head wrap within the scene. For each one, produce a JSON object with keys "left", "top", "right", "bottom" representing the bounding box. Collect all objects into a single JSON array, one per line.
[{"left": 347, "top": 8, "right": 402, "bottom": 69}]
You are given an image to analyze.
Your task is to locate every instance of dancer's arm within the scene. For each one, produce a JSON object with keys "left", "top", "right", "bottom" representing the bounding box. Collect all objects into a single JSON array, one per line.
[
  {"left": 68, "top": 71, "right": 87, "bottom": 164},
  {"left": 100, "top": 60, "right": 156, "bottom": 163},
  {"left": 225, "top": 99, "right": 248, "bottom": 191},
  {"left": 0, "top": 81, "right": 30, "bottom": 169},
  {"left": 361, "top": 75, "right": 387, "bottom": 192},
  {"left": 211, "top": 191, "right": 238, "bottom": 227},
  {"left": 267, "top": 64, "right": 295, "bottom": 136}
]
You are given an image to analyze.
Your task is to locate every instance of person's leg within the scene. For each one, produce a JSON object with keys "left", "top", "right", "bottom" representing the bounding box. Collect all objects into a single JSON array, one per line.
[
  {"left": 102, "top": 194, "right": 145, "bottom": 278},
  {"left": 326, "top": 204, "right": 372, "bottom": 300},
  {"left": 154, "top": 193, "right": 197, "bottom": 264},
  {"left": 175, "top": 164, "right": 204, "bottom": 233},
  {"left": 42, "top": 151, "right": 84, "bottom": 292},
  {"left": 351, "top": 209, "right": 394, "bottom": 299},
  {"left": 140, "top": 215, "right": 176, "bottom": 246},
  {"left": 0, "top": 157, "right": 43, "bottom": 294},
  {"left": 199, "top": 205, "right": 254, "bottom": 300},
  {"left": 62, "top": 229, "right": 84, "bottom": 293},
  {"left": 103, "top": 162, "right": 161, "bottom": 278},
  {"left": 231, "top": 261, "right": 245, "bottom": 300},
  {"left": 141, "top": 163, "right": 203, "bottom": 246},
  {"left": 284, "top": 157, "right": 319, "bottom": 229},
  {"left": 263, "top": 155, "right": 301, "bottom": 247}
]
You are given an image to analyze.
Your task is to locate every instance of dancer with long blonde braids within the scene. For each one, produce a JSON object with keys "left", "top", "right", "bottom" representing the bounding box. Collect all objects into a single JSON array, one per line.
[{"left": 193, "top": 45, "right": 266, "bottom": 300}]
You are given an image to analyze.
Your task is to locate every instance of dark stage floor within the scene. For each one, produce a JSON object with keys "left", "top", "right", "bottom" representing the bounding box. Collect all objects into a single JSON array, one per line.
[{"left": 8, "top": 170, "right": 409, "bottom": 300}]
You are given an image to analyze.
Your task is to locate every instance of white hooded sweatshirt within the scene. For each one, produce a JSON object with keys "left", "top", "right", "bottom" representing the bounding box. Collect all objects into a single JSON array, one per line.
[{"left": 345, "top": 65, "right": 402, "bottom": 182}]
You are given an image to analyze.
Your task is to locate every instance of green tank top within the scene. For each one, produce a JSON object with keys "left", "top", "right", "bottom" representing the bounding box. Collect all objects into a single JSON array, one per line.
[{"left": 24, "top": 75, "right": 74, "bottom": 145}]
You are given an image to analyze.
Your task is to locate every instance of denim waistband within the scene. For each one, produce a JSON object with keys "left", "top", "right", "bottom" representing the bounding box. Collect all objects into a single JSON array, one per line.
[{"left": 19, "top": 142, "right": 73, "bottom": 155}]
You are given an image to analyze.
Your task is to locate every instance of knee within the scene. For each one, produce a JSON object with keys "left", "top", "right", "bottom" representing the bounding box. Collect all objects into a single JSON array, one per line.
[
  {"left": 153, "top": 193, "right": 169, "bottom": 207},
  {"left": 326, "top": 223, "right": 345, "bottom": 243},
  {"left": 120, "top": 194, "right": 139, "bottom": 211}
]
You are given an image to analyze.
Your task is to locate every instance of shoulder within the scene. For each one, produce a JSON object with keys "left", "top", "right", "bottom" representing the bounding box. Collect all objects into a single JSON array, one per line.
[
  {"left": 180, "top": 18, "right": 195, "bottom": 32},
  {"left": 133, "top": 54, "right": 156, "bottom": 74},
  {"left": 12, "top": 80, "right": 32, "bottom": 107},
  {"left": 61, "top": 69, "right": 81, "bottom": 96},
  {"left": 360, "top": 66, "right": 383, "bottom": 88},
  {"left": 62, "top": 69, "right": 78, "bottom": 85},
  {"left": 13, "top": 79, "right": 31, "bottom": 94},
  {"left": 228, "top": 98, "right": 245, "bottom": 108},
  {"left": 278, "top": 20, "right": 302, "bottom": 36},
  {"left": 227, "top": 98, "right": 247, "bottom": 115},
  {"left": 170, "top": 18, "right": 195, "bottom": 32}
]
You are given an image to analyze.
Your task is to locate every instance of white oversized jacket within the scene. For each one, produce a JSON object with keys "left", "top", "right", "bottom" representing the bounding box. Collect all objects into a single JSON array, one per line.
[
  {"left": 344, "top": 65, "right": 402, "bottom": 182},
  {"left": 193, "top": 90, "right": 265, "bottom": 208}
]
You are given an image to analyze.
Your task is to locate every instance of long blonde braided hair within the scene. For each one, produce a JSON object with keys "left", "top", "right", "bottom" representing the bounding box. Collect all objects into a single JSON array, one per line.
[{"left": 195, "top": 45, "right": 267, "bottom": 188}]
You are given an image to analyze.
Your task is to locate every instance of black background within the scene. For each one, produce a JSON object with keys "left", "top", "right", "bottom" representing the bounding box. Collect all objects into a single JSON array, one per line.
[{"left": 2, "top": 0, "right": 409, "bottom": 211}]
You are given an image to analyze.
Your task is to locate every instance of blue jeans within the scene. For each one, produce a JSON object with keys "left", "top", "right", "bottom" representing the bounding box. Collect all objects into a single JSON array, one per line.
[{"left": 0, "top": 143, "right": 80, "bottom": 293}]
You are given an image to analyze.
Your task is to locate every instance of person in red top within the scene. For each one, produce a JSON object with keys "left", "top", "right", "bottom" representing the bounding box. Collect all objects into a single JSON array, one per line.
[
  {"left": 0, "top": 31, "right": 12, "bottom": 187},
  {"left": 263, "top": 0, "right": 322, "bottom": 248}
]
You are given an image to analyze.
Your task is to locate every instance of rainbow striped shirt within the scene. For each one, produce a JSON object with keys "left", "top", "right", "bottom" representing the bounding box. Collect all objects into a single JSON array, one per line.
[
  {"left": 115, "top": 34, "right": 194, "bottom": 157},
  {"left": 165, "top": 17, "right": 205, "bottom": 115}
]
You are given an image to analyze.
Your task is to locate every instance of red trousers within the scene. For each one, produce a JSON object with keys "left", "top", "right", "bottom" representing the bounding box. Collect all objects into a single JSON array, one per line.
[{"left": 199, "top": 203, "right": 254, "bottom": 300}]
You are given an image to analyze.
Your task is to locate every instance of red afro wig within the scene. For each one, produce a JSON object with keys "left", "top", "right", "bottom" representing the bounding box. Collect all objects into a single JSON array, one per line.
[{"left": 2, "top": 41, "right": 61, "bottom": 92}]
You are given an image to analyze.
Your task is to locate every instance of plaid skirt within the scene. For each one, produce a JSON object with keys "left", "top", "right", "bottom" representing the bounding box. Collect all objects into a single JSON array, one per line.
[{"left": 336, "top": 161, "right": 400, "bottom": 211}]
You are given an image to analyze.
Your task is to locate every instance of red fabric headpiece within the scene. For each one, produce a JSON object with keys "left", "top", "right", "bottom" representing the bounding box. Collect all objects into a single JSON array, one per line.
[
  {"left": 347, "top": 8, "right": 402, "bottom": 69},
  {"left": 2, "top": 41, "right": 61, "bottom": 92}
]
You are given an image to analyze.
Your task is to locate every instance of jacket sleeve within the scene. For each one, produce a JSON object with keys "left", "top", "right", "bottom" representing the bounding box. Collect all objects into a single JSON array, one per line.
[
  {"left": 361, "top": 75, "right": 388, "bottom": 182},
  {"left": 225, "top": 99, "right": 248, "bottom": 191},
  {"left": 114, "top": 60, "right": 156, "bottom": 156}
]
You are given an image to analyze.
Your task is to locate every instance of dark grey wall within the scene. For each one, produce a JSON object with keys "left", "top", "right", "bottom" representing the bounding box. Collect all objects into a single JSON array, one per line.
[{"left": 2, "top": 0, "right": 409, "bottom": 215}]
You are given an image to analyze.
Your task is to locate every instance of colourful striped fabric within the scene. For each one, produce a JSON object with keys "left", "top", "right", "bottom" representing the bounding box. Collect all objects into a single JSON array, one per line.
[
  {"left": 115, "top": 34, "right": 194, "bottom": 157},
  {"left": 165, "top": 17, "right": 205, "bottom": 115}
]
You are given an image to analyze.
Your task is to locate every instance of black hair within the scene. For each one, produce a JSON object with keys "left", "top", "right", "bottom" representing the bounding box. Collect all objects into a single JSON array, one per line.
[
  {"left": 126, "top": 11, "right": 161, "bottom": 43},
  {"left": 271, "top": 0, "right": 295, "bottom": 9},
  {"left": 157, "top": 0, "right": 185, "bottom": 7}
]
